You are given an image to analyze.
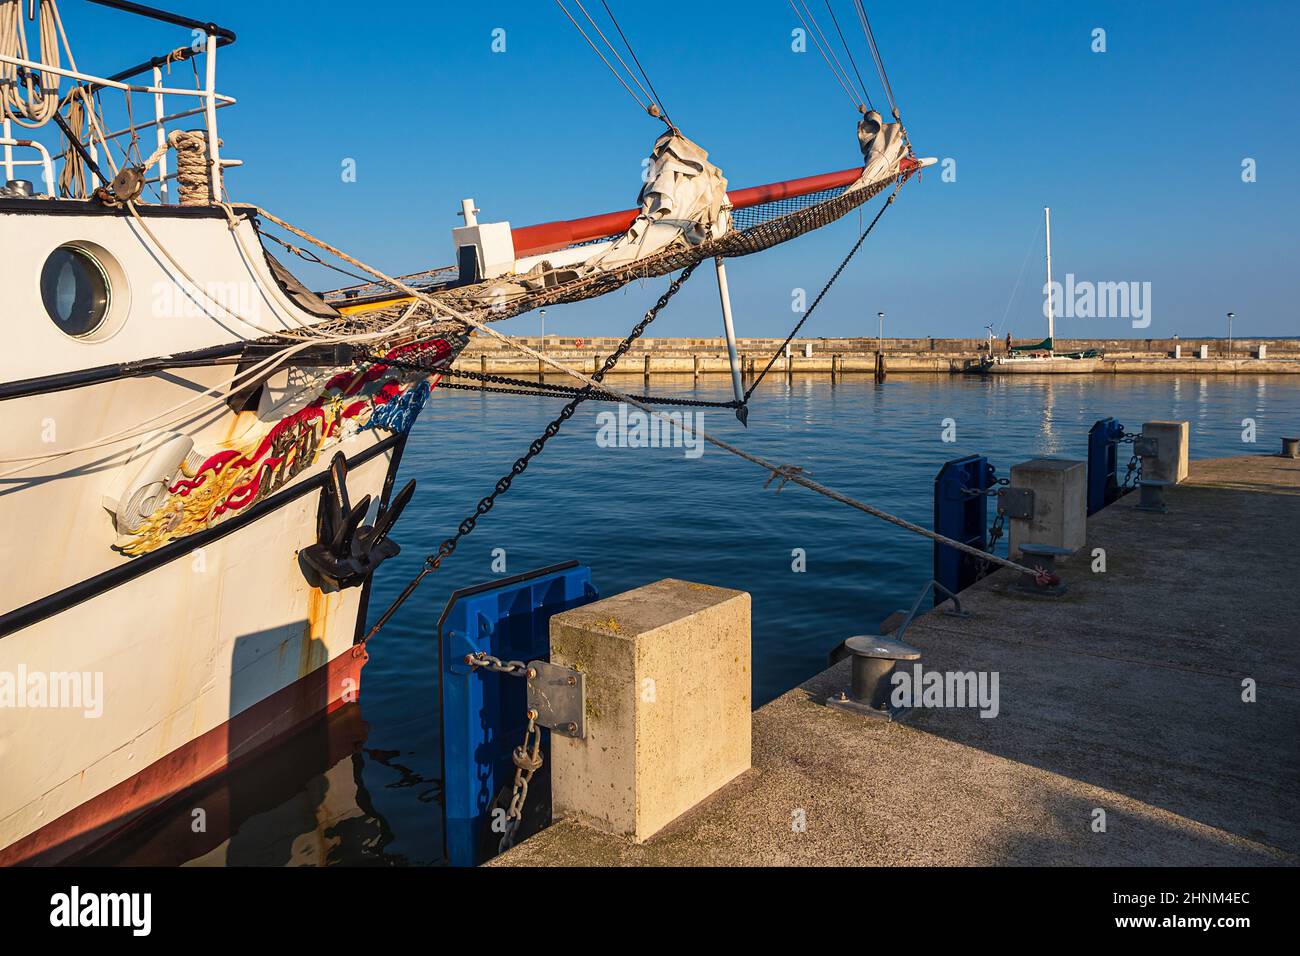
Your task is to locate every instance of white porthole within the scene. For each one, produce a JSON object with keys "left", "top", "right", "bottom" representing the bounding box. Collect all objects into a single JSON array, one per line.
[{"left": 39, "top": 242, "right": 129, "bottom": 342}]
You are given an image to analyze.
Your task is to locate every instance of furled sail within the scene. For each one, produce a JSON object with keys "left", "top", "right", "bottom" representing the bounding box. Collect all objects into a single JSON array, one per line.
[{"left": 584, "top": 129, "right": 730, "bottom": 271}]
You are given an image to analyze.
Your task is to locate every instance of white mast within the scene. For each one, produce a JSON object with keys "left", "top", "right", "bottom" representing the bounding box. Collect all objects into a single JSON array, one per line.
[{"left": 1044, "top": 205, "right": 1054, "bottom": 354}]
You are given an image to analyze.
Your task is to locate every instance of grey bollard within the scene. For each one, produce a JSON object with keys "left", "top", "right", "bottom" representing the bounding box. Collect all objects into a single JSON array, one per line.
[
  {"left": 1282, "top": 437, "right": 1299, "bottom": 459},
  {"left": 827, "top": 634, "right": 921, "bottom": 720}
]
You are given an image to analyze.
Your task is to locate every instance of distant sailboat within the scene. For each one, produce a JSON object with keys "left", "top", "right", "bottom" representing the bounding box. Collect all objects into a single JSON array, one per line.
[{"left": 972, "top": 207, "right": 1103, "bottom": 374}]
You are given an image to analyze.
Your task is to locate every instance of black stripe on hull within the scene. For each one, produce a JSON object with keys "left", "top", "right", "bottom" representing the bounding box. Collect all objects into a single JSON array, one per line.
[{"left": 0, "top": 432, "right": 403, "bottom": 640}]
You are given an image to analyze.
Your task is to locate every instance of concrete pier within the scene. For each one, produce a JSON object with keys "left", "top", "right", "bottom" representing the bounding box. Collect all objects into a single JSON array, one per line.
[
  {"left": 492, "top": 454, "right": 1300, "bottom": 866},
  {"left": 457, "top": 337, "right": 1300, "bottom": 377}
]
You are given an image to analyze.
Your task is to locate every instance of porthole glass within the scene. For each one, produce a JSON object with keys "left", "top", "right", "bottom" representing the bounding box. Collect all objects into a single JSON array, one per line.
[{"left": 40, "top": 245, "right": 111, "bottom": 338}]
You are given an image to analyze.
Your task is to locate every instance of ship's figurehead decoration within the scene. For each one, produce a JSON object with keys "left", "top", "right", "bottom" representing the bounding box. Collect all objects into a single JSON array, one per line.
[{"left": 105, "top": 341, "right": 446, "bottom": 557}]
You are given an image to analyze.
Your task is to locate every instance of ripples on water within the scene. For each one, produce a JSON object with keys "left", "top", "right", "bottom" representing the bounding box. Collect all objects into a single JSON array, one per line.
[{"left": 96, "top": 373, "right": 1298, "bottom": 865}]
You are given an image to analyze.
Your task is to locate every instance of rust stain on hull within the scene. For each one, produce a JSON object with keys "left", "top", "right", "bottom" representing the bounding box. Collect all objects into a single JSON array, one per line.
[{"left": 301, "top": 589, "right": 332, "bottom": 680}]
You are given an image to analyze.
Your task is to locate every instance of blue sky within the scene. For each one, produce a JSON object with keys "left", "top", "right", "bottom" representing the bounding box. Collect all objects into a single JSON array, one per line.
[{"left": 61, "top": 1, "right": 1299, "bottom": 337}]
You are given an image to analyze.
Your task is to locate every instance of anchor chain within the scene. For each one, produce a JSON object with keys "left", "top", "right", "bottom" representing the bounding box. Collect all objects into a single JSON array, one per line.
[{"left": 421, "top": 260, "right": 699, "bottom": 572}]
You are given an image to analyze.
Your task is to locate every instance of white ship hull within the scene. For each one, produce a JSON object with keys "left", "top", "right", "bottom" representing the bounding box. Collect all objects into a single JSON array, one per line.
[
  {"left": 0, "top": 202, "right": 447, "bottom": 863},
  {"left": 985, "top": 356, "right": 1101, "bottom": 374}
]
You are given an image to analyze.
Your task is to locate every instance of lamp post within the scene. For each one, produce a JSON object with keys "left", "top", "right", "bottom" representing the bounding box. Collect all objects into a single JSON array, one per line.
[
  {"left": 540, "top": 309, "right": 547, "bottom": 347},
  {"left": 874, "top": 311, "right": 887, "bottom": 384},
  {"left": 1227, "top": 312, "right": 1234, "bottom": 359}
]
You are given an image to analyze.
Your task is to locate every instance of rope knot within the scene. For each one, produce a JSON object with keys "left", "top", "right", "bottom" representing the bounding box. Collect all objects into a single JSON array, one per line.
[
  {"left": 763, "top": 464, "right": 809, "bottom": 494},
  {"left": 1033, "top": 566, "right": 1061, "bottom": 588}
]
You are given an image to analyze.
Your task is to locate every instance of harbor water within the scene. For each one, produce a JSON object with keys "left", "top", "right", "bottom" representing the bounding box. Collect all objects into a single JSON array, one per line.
[{"left": 82, "top": 373, "right": 1300, "bottom": 866}]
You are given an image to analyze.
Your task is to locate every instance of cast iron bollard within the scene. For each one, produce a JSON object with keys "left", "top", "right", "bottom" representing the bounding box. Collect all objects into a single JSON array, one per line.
[
  {"left": 1281, "top": 437, "right": 1299, "bottom": 459},
  {"left": 827, "top": 635, "right": 922, "bottom": 720}
]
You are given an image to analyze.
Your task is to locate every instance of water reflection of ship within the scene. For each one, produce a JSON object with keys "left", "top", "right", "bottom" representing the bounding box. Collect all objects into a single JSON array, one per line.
[{"left": 73, "top": 704, "right": 410, "bottom": 866}]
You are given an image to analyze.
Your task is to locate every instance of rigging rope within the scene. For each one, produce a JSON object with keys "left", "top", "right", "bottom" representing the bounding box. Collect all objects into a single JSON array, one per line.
[
  {"left": 995, "top": 217, "right": 1044, "bottom": 337},
  {"left": 598, "top": 0, "right": 672, "bottom": 125},
  {"left": 744, "top": 179, "right": 901, "bottom": 400},
  {"left": 851, "top": 0, "right": 897, "bottom": 118},
  {"left": 554, "top": 0, "right": 663, "bottom": 120},
  {"left": 788, "top": 0, "right": 862, "bottom": 112},
  {"left": 824, "top": 0, "right": 873, "bottom": 112}
]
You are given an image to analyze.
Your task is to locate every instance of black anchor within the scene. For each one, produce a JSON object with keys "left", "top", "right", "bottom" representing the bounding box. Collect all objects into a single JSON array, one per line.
[{"left": 300, "top": 452, "right": 415, "bottom": 591}]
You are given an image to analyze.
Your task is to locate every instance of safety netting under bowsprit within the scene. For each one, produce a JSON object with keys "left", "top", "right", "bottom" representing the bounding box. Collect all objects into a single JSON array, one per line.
[
  {"left": 728, "top": 184, "right": 853, "bottom": 232},
  {"left": 307, "top": 167, "right": 907, "bottom": 343}
]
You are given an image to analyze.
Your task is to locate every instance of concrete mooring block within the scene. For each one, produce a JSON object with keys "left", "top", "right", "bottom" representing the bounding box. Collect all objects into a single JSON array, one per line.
[
  {"left": 1007, "top": 458, "right": 1087, "bottom": 560},
  {"left": 548, "top": 578, "right": 751, "bottom": 842},
  {"left": 1141, "top": 420, "right": 1190, "bottom": 484}
]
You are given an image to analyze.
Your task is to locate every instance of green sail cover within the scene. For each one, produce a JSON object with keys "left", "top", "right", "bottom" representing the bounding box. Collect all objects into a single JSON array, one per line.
[{"left": 1009, "top": 337, "right": 1053, "bottom": 352}]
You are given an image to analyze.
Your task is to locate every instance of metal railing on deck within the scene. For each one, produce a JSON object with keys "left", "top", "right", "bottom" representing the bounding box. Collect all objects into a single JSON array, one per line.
[{"left": 0, "top": 0, "right": 237, "bottom": 202}]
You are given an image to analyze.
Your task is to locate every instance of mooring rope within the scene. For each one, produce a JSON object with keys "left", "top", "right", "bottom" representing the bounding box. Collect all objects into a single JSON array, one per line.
[{"left": 250, "top": 203, "right": 1041, "bottom": 580}]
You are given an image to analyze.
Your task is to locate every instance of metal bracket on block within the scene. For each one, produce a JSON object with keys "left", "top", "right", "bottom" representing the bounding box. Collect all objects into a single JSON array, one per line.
[
  {"left": 997, "top": 486, "right": 1035, "bottom": 520},
  {"left": 1134, "top": 436, "right": 1159, "bottom": 458},
  {"left": 526, "top": 660, "right": 586, "bottom": 738}
]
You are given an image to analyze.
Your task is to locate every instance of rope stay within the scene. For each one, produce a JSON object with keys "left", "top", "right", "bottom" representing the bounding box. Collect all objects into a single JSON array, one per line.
[
  {"left": 744, "top": 178, "right": 902, "bottom": 401},
  {"left": 598, "top": 0, "right": 672, "bottom": 126},
  {"left": 823, "top": 0, "right": 874, "bottom": 113},
  {"left": 851, "top": 0, "right": 898, "bottom": 118},
  {"left": 555, "top": 0, "right": 668, "bottom": 122},
  {"left": 788, "top": 0, "right": 863, "bottom": 113}
]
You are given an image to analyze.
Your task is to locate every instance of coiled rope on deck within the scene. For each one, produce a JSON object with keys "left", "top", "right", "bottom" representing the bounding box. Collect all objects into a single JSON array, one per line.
[
  {"left": 167, "top": 129, "right": 214, "bottom": 205},
  {"left": 0, "top": 0, "right": 60, "bottom": 127}
]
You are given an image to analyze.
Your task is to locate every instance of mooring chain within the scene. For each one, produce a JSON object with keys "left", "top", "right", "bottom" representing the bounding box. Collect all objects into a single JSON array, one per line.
[
  {"left": 464, "top": 651, "right": 534, "bottom": 678},
  {"left": 378, "top": 357, "right": 741, "bottom": 408},
  {"left": 461, "top": 650, "right": 544, "bottom": 852},
  {"left": 423, "top": 259, "right": 700, "bottom": 569},
  {"left": 361, "top": 260, "right": 699, "bottom": 645},
  {"left": 955, "top": 477, "right": 1011, "bottom": 579},
  {"left": 499, "top": 712, "right": 544, "bottom": 853},
  {"left": 1120, "top": 432, "right": 1143, "bottom": 491}
]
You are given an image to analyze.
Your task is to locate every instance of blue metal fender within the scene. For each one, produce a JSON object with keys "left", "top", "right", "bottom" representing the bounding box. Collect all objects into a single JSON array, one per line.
[
  {"left": 933, "top": 455, "right": 993, "bottom": 603},
  {"left": 437, "top": 561, "right": 598, "bottom": 866},
  {"left": 1087, "top": 417, "right": 1126, "bottom": 516}
]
